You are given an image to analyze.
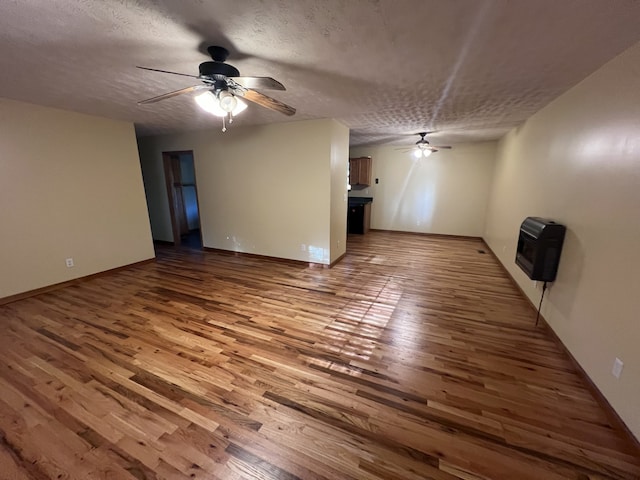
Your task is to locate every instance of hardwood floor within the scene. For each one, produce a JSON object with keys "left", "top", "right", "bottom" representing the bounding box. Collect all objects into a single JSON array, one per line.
[{"left": 0, "top": 232, "right": 638, "bottom": 479}]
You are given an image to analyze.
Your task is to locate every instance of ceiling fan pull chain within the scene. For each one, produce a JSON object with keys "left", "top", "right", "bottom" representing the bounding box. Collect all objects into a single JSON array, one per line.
[
  {"left": 222, "top": 115, "right": 227, "bottom": 133},
  {"left": 228, "top": 111, "right": 234, "bottom": 124}
]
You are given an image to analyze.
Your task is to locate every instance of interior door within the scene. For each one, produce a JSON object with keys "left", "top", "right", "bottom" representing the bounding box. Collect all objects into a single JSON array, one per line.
[{"left": 163, "top": 153, "right": 189, "bottom": 246}]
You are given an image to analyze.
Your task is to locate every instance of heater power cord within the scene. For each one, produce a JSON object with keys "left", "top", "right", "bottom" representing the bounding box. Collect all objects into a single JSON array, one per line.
[{"left": 535, "top": 281, "right": 548, "bottom": 326}]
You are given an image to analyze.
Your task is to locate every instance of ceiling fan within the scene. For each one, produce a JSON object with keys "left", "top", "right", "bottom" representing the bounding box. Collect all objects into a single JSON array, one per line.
[
  {"left": 398, "top": 132, "right": 452, "bottom": 158},
  {"left": 137, "top": 46, "right": 295, "bottom": 131}
]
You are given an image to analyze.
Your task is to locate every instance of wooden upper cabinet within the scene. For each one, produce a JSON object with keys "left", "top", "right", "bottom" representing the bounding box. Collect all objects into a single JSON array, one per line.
[
  {"left": 348, "top": 158, "right": 359, "bottom": 185},
  {"left": 349, "top": 156, "right": 372, "bottom": 188}
]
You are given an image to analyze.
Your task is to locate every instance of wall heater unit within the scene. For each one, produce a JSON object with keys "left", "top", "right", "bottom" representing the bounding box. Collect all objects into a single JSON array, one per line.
[{"left": 516, "top": 217, "right": 566, "bottom": 282}]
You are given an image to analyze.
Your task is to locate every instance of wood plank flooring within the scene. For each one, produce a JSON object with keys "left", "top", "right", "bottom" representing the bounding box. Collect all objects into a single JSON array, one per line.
[{"left": 0, "top": 232, "right": 638, "bottom": 479}]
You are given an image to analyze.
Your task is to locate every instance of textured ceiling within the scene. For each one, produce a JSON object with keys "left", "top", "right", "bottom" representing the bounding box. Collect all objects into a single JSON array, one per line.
[{"left": 1, "top": 1, "right": 640, "bottom": 147}]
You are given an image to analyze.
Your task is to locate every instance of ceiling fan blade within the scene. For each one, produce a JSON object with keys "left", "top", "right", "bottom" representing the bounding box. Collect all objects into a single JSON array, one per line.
[
  {"left": 136, "top": 66, "right": 199, "bottom": 79},
  {"left": 432, "top": 145, "right": 453, "bottom": 149},
  {"left": 241, "top": 89, "right": 296, "bottom": 116},
  {"left": 138, "top": 85, "right": 206, "bottom": 105},
  {"left": 231, "top": 76, "right": 285, "bottom": 91}
]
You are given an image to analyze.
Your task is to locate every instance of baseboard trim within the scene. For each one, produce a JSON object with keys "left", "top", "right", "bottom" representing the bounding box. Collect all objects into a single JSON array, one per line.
[
  {"left": 202, "top": 247, "right": 330, "bottom": 269},
  {"left": 329, "top": 252, "right": 347, "bottom": 268},
  {"left": 481, "top": 240, "right": 539, "bottom": 314},
  {"left": 540, "top": 315, "right": 640, "bottom": 452},
  {"left": 368, "top": 229, "right": 482, "bottom": 240},
  {"left": 0, "top": 258, "right": 156, "bottom": 306},
  {"left": 153, "top": 239, "right": 174, "bottom": 246},
  {"left": 482, "top": 239, "right": 640, "bottom": 453}
]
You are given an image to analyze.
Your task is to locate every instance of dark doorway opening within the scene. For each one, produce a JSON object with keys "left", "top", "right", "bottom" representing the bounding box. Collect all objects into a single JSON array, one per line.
[{"left": 162, "top": 151, "right": 202, "bottom": 249}]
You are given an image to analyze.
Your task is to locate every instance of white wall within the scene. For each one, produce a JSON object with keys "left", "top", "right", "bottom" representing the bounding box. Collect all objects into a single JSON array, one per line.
[
  {"left": 137, "top": 119, "right": 349, "bottom": 265},
  {"left": 329, "top": 121, "right": 350, "bottom": 263},
  {"left": 0, "top": 98, "right": 155, "bottom": 298},
  {"left": 349, "top": 142, "right": 497, "bottom": 237},
  {"left": 484, "top": 41, "right": 640, "bottom": 439}
]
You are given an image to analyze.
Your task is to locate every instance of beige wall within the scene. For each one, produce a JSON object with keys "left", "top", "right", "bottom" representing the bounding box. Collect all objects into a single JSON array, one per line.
[
  {"left": 138, "top": 142, "right": 173, "bottom": 242},
  {"left": 484, "top": 42, "right": 640, "bottom": 438},
  {"left": 137, "top": 119, "right": 349, "bottom": 265},
  {"left": 349, "top": 142, "right": 497, "bottom": 237},
  {"left": 329, "top": 120, "right": 350, "bottom": 263},
  {"left": 0, "top": 98, "right": 155, "bottom": 298}
]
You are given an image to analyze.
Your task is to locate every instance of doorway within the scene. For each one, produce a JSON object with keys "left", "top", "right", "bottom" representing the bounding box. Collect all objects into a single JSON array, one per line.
[{"left": 162, "top": 151, "right": 202, "bottom": 249}]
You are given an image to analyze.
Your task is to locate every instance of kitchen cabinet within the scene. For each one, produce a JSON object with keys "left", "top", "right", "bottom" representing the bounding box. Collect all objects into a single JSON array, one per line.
[{"left": 349, "top": 156, "right": 372, "bottom": 189}]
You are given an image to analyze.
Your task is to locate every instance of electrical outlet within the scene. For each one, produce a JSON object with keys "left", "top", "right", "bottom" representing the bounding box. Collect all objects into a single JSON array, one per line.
[
  {"left": 612, "top": 358, "right": 624, "bottom": 379},
  {"left": 301, "top": 244, "right": 306, "bottom": 252},
  {"left": 65, "top": 257, "right": 74, "bottom": 268}
]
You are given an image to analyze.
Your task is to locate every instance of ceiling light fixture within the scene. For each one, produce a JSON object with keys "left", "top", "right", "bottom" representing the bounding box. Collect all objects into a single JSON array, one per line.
[
  {"left": 194, "top": 90, "right": 248, "bottom": 131},
  {"left": 413, "top": 146, "right": 433, "bottom": 158}
]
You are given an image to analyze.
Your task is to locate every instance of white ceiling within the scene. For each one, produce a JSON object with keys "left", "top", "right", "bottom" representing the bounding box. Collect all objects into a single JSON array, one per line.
[{"left": 1, "top": 0, "right": 640, "bottom": 147}]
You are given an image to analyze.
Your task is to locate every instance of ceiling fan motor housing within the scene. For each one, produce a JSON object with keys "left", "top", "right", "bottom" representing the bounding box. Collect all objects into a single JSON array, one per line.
[{"left": 199, "top": 61, "right": 240, "bottom": 78}]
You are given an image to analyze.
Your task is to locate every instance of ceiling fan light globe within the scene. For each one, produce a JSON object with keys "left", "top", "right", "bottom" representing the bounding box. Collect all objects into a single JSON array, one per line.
[
  {"left": 195, "top": 91, "right": 226, "bottom": 117},
  {"left": 422, "top": 148, "right": 432, "bottom": 158},
  {"left": 195, "top": 91, "right": 248, "bottom": 117},
  {"left": 218, "top": 91, "right": 238, "bottom": 112},
  {"left": 231, "top": 98, "right": 248, "bottom": 116},
  {"left": 413, "top": 149, "right": 423, "bottom": 159}
]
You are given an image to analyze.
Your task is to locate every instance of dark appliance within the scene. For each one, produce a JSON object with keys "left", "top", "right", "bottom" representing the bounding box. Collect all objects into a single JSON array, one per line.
[
  {"left": 515, "top": 217, "right": 566, "bottom": 282},
  {"left": 347, "top": 197, "right": 372, "bottom": 234}
]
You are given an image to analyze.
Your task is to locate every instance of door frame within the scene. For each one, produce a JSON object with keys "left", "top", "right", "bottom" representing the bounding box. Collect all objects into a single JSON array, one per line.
[{"left": 162, "top": 150, "right": 202, "bottom": 248}]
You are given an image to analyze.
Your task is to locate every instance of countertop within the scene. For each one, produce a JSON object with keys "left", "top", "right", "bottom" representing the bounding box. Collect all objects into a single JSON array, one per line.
[{"left": 348, "top": 197, "right": 373, "bottom": 206}]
